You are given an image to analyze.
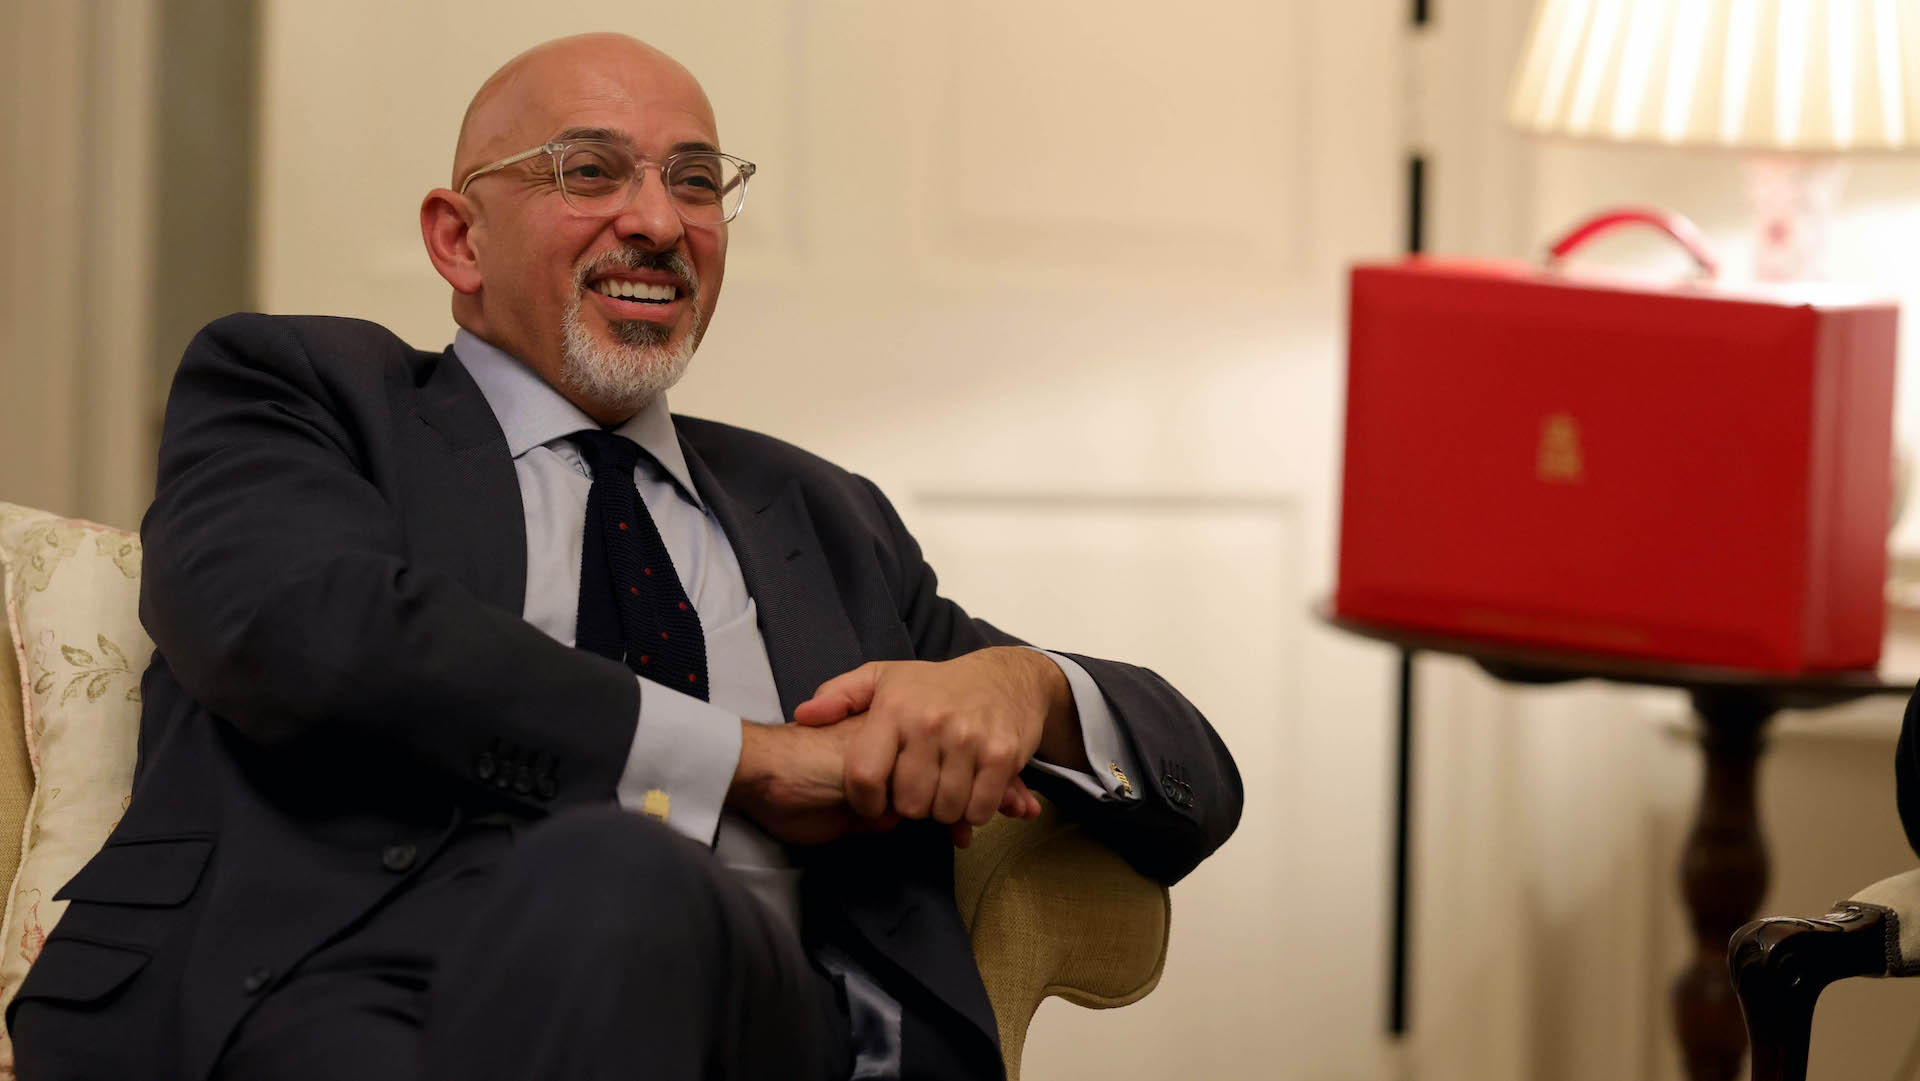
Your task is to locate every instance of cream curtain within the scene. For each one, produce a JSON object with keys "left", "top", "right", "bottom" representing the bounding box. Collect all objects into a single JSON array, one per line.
[{"left": 0, "top": 0, "right": 158, "bottom": 530}]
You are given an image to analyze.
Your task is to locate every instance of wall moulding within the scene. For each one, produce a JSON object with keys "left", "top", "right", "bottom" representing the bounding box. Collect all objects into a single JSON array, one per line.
[{"left": 912, "top": 0, "right": 1316, "bottom": 278}]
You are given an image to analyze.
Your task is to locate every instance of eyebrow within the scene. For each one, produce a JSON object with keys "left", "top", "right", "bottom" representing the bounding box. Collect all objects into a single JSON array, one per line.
[{"left": 550, "top": 127, "right": 721, "bottom": 155}]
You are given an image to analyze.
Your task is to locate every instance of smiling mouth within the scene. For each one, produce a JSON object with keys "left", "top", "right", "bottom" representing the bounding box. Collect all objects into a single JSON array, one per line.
[{"left": 591, "top": 280, "right": 680, "bottom": 304}]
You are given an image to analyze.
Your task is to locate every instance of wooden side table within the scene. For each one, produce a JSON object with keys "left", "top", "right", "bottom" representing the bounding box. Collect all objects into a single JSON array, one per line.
[{"left": 1325, "top": 611, "right": 1912, "bottom": 1081}]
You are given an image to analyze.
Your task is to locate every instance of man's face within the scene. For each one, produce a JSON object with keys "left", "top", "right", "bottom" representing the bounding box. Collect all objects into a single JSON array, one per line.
[{"left": 458, "top": 46, "right": 728, "bottom": 417}]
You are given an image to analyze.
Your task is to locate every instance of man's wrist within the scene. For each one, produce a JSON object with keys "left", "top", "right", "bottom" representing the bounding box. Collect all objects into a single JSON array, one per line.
[
  {"left": 1021, "top": 650, "right": 1088, "bottom": 770},
  {"left": 728, "top": 719, "right": 773, "bottom": 806}
]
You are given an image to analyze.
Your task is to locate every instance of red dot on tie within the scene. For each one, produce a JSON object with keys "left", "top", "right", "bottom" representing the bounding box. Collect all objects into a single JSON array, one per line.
[
  {"left": 688, "top": 674, "right": 698, "bottom": 683},
  {"left": 629, "top": 587, "right": 639, "bottom": 595},
  {"left": 661, "top": 631, "right": 670, "bottom": 640},
  {"left": 677, "top": 602, "right": 688, "bottom": 611},
  {"left": 639, "top": 655, "right": 649, "bottom": 665},
  {"left": 617, "top": 522, "right": 628, "bottom": 531},
  {"left": 644, "top": 568, "right": 653, "bottom": 576}
]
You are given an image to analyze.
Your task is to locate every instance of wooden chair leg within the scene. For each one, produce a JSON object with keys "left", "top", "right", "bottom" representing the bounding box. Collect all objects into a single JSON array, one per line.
[
  {"left": 1729, "top": 905, "right": 1896, "bottom": 1081},
  {"left": 1731, "top": 961, "right": 1819, "bottom": 1081}
]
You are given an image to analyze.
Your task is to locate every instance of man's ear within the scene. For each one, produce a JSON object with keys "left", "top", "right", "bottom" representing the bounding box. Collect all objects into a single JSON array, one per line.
[{"left": 421, "top": 189, "right": 483, "bottom": 294}]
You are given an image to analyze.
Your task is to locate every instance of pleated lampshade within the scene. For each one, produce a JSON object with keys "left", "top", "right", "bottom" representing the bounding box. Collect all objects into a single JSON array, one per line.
[{"left": 1509, "top": 0, "right": 1920, "bottom": 152}]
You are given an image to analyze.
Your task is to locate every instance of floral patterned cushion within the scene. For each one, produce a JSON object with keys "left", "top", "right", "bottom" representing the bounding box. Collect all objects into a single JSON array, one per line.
[
  {"left": 0, "top": 582, "right": 25, "bottom": 926},
  {"left": 0, "top": 503, "right": 145, "bottom": 1073}
]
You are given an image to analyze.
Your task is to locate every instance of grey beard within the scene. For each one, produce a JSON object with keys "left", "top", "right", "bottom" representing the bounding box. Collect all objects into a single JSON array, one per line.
[{"left": 558, "top": 301, "right": 703, "bottom": 419}]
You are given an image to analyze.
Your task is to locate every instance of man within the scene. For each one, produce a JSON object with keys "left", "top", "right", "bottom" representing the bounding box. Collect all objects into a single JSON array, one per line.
[{"left": 9, "top": 33, "right": 1240, "bottom": 1081}]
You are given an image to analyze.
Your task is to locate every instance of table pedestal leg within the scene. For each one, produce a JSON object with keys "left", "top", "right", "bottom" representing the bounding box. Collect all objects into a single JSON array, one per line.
[{"left": 1673, "top": 689, "right": 1775, "bottom": 1081}]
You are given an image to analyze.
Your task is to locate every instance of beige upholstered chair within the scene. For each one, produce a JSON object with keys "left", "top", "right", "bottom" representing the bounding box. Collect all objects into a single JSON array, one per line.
[
  {"left": 0, "top": 501, "right": 1170, "bottom": 1080},
  {"left": 956, "top": 796, "right": 1172, "bottom": 1074}
]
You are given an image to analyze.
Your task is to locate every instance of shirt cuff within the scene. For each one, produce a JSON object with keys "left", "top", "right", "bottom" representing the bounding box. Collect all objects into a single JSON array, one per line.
[
  {"left": 1022, "top": 648, "right": 1141, "bottom": 801},
  {"left": 615, "top": 677, "right": 742, "bottom": 846}
]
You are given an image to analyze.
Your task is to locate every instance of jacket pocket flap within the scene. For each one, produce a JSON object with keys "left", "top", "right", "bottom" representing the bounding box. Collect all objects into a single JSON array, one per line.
[
  {"left": 12, "top": 937, "right": 150, "bottom": 1006},
  {"left": 55, "top": 836, "right": 214, "bottom": 908}
]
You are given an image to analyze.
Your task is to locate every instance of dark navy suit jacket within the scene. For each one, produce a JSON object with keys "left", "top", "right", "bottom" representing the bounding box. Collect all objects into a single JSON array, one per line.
[{"left": 8, "top": 314, "right": 1242, "bottom": 1080}]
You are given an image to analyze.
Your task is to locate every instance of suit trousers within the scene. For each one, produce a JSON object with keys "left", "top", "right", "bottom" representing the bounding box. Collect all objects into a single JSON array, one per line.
[{"left": 207, "top": 807, "right": 853, "bottom": 1081}]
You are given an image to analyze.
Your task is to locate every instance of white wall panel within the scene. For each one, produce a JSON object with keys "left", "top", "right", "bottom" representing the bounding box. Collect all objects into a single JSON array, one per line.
[
  {"left": 912, "top": 493, "right": 1300, "bottom": 1080},
  {"left": 916, "top": 0, "right": 1312, "bottom": 273}
]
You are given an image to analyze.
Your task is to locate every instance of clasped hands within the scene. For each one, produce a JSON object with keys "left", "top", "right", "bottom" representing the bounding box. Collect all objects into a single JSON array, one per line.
[{"left": 729, "top": 646, "right": 1084, "bottom": 847}]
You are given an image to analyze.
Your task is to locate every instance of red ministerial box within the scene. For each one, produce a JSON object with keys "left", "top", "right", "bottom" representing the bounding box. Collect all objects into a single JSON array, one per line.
[{"left": 1335, "top": 256, "right": 1899, "bottom": 673}]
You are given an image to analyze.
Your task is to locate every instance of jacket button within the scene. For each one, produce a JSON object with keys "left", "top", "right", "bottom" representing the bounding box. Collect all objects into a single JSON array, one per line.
[
  {"left": 474, "top": 752, "right": 496, "bottom": 782},
  {"left": 512, "top": 765, "right": 534, "bottom": 795},
  {"left": 241, "top": 966, "right": 272, "bottom": 995},
  {"left": 536, "top": 774, "right": 557, "bottom": 801},
  {"left": 382, "top": 841, "right": 417, "bottom": 873},
  {"left": 1161, "top": 776, "right": 1194, "bottom": 808}
]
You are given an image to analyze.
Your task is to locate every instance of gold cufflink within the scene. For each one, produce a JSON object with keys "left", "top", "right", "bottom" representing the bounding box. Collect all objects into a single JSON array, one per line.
[
  {"left": 641, "top": 789, "right": 671, "bottom": 821},
  {"left": 1109, "top": 763, "right": 1132, "bottom": 795}
]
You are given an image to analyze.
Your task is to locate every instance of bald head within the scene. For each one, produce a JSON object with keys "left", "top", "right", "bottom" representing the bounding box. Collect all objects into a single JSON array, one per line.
[
  {"left": 422, "top": 31, "right": 733, "bottom": 425},
  {"left": 452, "top": 33, "right": 714, "bottom": 188}
]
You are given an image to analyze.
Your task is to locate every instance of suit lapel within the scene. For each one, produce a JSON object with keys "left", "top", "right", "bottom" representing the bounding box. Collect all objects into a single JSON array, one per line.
[
  {"left": 679, "top": 439, "right": 865, "bottom": 720},
  {"left": 401, "top": 347, "right": 527, "bottom": 613}
]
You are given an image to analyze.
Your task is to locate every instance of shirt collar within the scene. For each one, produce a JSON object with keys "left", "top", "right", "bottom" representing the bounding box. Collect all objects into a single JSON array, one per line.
[{"left": 452, "top": 329, "right": 703, "bottom": 509}]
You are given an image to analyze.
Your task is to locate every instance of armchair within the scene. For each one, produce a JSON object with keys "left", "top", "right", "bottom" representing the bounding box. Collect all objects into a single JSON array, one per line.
[
  {"left": 1731, "top": 853, "right": 1920, "bottom": 1080},
  {"left": 0, "top": 500, "right": 1171, "bottom": 1080}
]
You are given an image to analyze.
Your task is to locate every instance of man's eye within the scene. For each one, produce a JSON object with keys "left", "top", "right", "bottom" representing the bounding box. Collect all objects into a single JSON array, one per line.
[
  {"left": 669, "top": 163, "right": 723, "bottom": 202},
  {"left": 563, "top": 159, "right": 627, "bottom": 195},
  {"left": 560, "top": 148, "right": 629, "bottom": 193}
]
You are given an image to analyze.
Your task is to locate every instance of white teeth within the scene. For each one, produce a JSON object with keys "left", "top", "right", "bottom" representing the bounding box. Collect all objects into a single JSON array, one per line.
[{"left": 594, "top": 280, "right": 677, "bottom": 302}]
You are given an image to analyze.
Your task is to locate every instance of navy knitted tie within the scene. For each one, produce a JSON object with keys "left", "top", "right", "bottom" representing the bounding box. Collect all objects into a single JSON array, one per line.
[{"left": 571, "top": 429, "right": 708, "bottom": 701}]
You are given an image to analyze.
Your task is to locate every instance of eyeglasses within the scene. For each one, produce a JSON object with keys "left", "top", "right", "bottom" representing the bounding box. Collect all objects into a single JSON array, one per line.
[{"left": 458, "top": 140, "right": 757, "bottom": 226}]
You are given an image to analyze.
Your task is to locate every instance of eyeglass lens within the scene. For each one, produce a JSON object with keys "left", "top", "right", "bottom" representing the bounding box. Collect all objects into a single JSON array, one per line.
[{"left": 557, "top": 144, "right": 748, "bottom": 224}]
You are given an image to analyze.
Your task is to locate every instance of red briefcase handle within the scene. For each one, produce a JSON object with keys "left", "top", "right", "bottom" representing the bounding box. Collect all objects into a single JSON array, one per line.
[{"left": 1544, "top": 207, "right": 1720, "bottom": 280}]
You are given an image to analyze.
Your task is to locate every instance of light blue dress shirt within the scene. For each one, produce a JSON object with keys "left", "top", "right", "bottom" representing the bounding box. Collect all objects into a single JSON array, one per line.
[{"left": 452, "top": 330, "right": 1138, "bottom": 934}]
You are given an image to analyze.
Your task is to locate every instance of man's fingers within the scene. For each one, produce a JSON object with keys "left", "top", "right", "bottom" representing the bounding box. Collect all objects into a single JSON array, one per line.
[
  {"left": 932, "top": 744, "right": 976, "bottom": 825},
  {"left": 964, "top": 737, "right": 1023, "bottom": 825},
  {"left": 793, "top": 662, "right": 886, "bottom": 727},
  {"left": 966, "top": 775, "right": 1037, "bottom": 827},
  {"left": 891, "top": 737, "right": 941, "bottom": 820},
  {"left": 965, "top": 775, "right": 1000, "bottom": 827},
  {"left": 997, "top": 775, "right": 1038, "bottom": 820},
  {"left": 965, "top": 760, "right": 1016, "bottom": 827},
  {"left": 843, "top": 716, "right": 900, "bottom": 820}
]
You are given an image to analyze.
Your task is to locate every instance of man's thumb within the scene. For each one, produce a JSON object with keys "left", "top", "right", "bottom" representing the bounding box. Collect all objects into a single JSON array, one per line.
[{"left": 792, "top": 662, "right": 884, "bottom": 726}]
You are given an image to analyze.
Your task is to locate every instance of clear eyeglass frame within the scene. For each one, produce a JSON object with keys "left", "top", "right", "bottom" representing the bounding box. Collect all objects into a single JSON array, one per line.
[{"left": 458, "top": 140, "right": 757, "bottom": 226}]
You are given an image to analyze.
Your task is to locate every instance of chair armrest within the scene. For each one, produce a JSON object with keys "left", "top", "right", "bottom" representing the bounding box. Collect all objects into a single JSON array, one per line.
[
  {"left": 953, "top": 795, "right": 1171, "bottom": 1081},
  {"left": 1730, "top": 868, "right": 1920, "bottom": 1081}
]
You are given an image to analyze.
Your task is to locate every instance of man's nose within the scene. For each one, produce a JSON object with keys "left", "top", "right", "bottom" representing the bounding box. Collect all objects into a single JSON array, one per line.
[{"left": 609, "top": 167, "right": 685, "bottom": 250}]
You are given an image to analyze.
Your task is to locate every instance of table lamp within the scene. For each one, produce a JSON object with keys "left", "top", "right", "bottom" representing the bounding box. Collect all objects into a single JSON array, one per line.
[{"left": 1507, "top": 0, "right": 1920, "bottom": 281}]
